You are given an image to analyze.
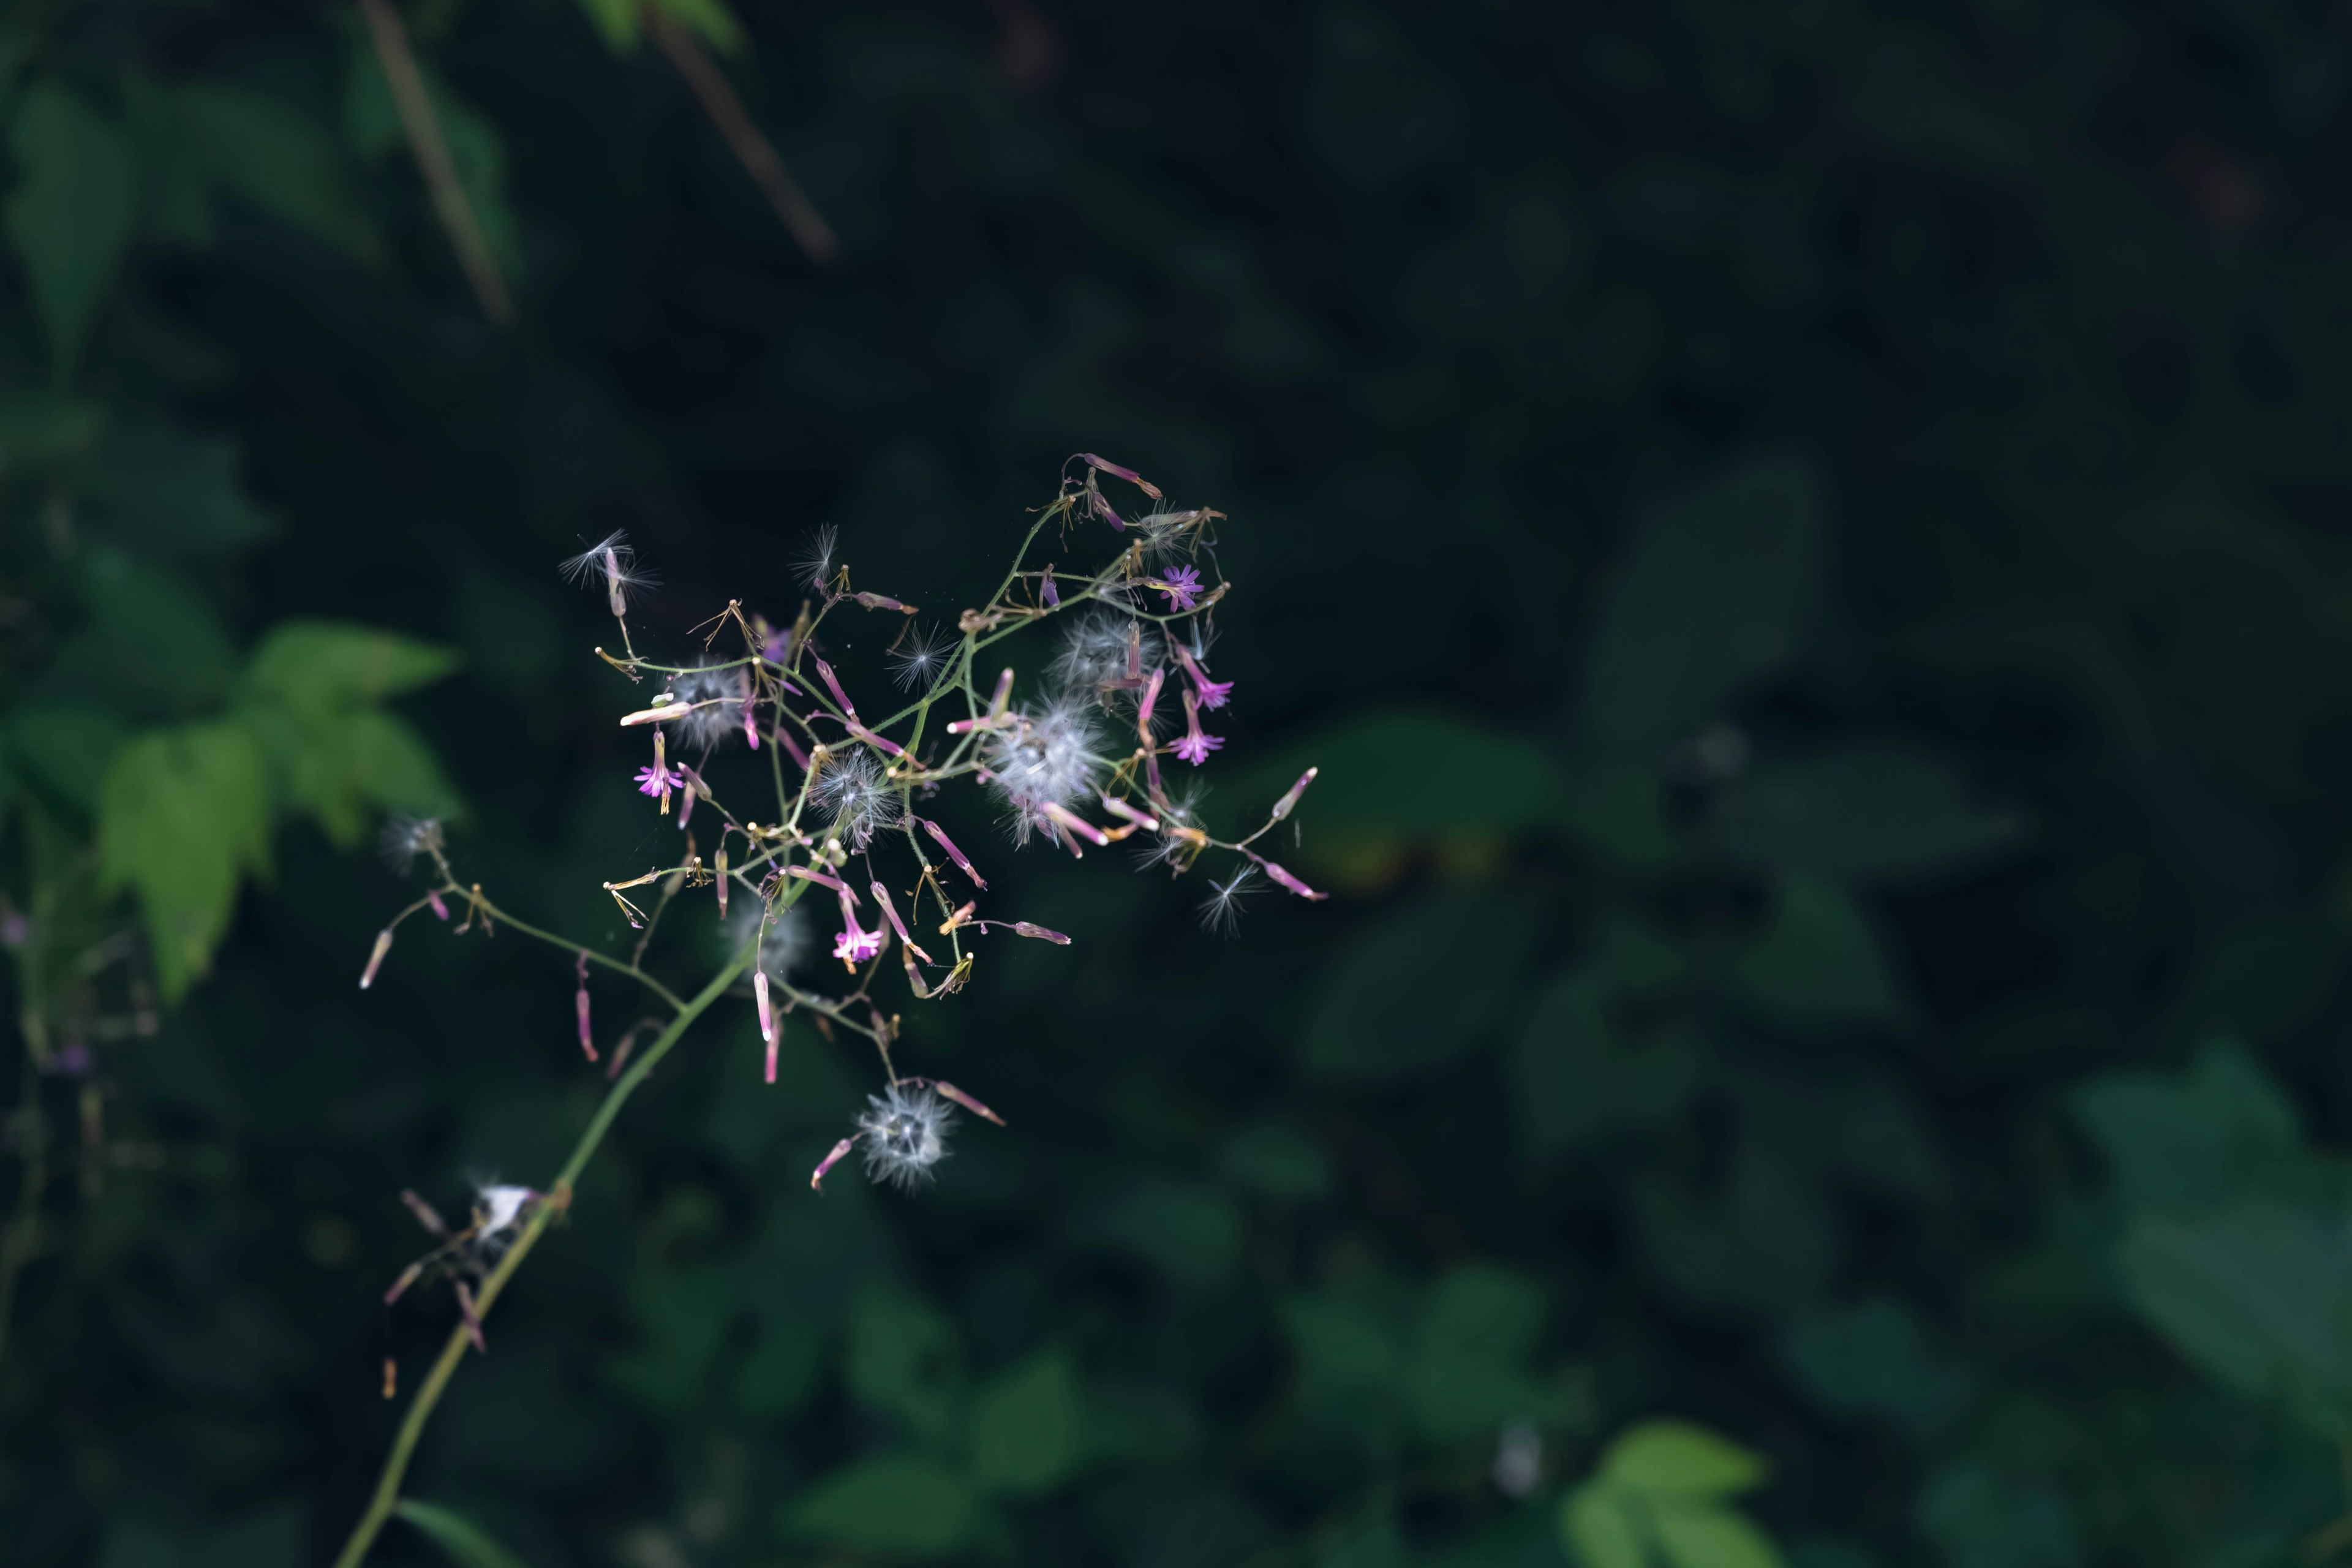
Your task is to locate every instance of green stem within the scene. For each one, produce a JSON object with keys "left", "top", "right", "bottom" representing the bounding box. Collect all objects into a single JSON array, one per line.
[
  {"left": 451, "top": 889, "right": 687, "bottom": 1013},
  {"left": 327, "top": 946, "right": 750, "bottom": 1568}
]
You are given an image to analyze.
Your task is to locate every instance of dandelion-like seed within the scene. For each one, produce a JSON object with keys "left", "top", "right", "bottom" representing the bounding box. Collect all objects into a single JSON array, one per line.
[
  {"left": 1198, "top": 865, "right": 1256, "bottom": 935},
  {"left": 381, "top": 816, "right": 445, "bottom": 876},
  {"left": 984, "top": 699, "right": 1101, "bottom": 845},
  {"left": 796, "top": 525, "right": 840, "bottom": 593},
  {"left": 558, "top": 531, "right": 658, "bottom": 615},
  {"left": 725, "top": 900, "right": 812, "bottom": 986},
  {"left": 1050, "top": 608, "right": 1161, "bottom": 699},
  {"left": 855, "top": 1084, "right": 954, "bottom": 1190},
  {"left": 809, "top": 747, "right": 901, "bottom": 848},
  {"left": 887, "top": 624, "right": 957, "bottom": 692},
  {"left": 473, "top": 1183, "right": 535, "bottom": 1253},
  {"left": 665, "top": 660, "right": 751, "bottom": 753}
]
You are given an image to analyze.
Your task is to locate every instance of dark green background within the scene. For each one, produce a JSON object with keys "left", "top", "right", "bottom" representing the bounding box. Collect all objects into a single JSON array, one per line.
[{"left": 8, "top": 1, "right": 2352, "bottom": 1565}]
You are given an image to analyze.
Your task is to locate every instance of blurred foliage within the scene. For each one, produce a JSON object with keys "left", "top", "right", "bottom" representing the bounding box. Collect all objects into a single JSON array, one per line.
[{"left": 7, "top": 2, "right": 2352, "bottom": 1568}]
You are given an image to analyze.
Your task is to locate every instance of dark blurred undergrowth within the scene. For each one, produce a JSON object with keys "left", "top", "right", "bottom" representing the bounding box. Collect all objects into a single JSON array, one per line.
[{"left": 9, "top": 3, "right": 2352, "bottom": 1568}]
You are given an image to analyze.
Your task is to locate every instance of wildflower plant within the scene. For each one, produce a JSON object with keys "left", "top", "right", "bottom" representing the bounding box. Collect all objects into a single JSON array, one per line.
[{"left": 330, "top": 457, "right": 1324, "bottom": 1567}]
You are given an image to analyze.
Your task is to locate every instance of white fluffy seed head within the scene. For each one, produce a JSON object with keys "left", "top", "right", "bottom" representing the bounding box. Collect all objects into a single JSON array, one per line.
[
  {"left": 796, "top": 525, "right": 840, "bottom": 593},
  {"left": 380, "top": 816, "right": 445, "bottom": 876},
  {"left": 665, "top": 661, "right": 751, "bottom": 753},
  {"left": 810, "top": 747, "right": 900, "bottom": 848},
  {"left": 724, "top": 900, "right": 810, "bottom": 984},
  {"left": 984, "top": 698, "right": 1102, "bottom": 845},
  {"left": 1050, "top": 607, "right": 1162, "bottom": 700},
  {"left": 1197, "top": 865, "right": 1256, "bottom": 936},
  {"left": 887, "top": 623, "right": 957, "bottom": 693},
  {"left": 474, "top": 1183, "right": 533, "bottom": 1248},
  {"left": 558, "top": 530, "right": 658, "bottom": 611},
  {"left": 856, "top": 1084, "right": 954, "bottom": 1189}
]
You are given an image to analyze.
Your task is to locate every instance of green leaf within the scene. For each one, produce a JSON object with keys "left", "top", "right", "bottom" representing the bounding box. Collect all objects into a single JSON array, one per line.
[
  {"left": 1410, "top": 1264, "right": 1553, "bottom": 1441},
  {"left": 1561, "top": 1484, "right": 1647, "bottom": 1568},
  {"left": 174, "top": 85, "right": 378, "bottom": 262},
  {"left": 393, "top": 1500, "right": 531, "bottom": 1568},
  {"left": 1727, "top": 873, "right": 1905, "bottom": 1028},
  {"left": 1581, "top": 458, "right": 1820, "bottom": 760},
  {"left": 97, "top": 721, "right": 271, "bottom": 1001},
  {"left": 1511, "top": 974, "right": 1700, "bottom": 1157},
  {"left": 970, "top": 1349, "right": 1084, "bottom": 1495},
  {"left": 1281, "top": 1292, "right": 1405, "bottom": 1398},
  {"left": 62, "top": 547, "right": 241, "bottom": 715},
  {"left": 845, "top": 1286, "right": 965, "bottom": 1441},
  {"left": 78, "top": 421, "right": 273, "bottom": 556},
  {"left": 1913, "top": 1465, "right": 2079, "bottom": 1568},
  {"left": 2115, "top": 1200, "right": 2352, "bottom": 1438},
  {"left": 2073, "top": 1041, "right": 2301, "bottom": 1215},
  {"left": 5, "top": 81, "right": 139, "bottom": 367},
  {"left": 0, "top": 392, "right": 104, "bottom": 470},
  {"left": 1653, "top": 1506, "right": 1787, "bottom": 1568},
  {"left": 783, "top": 1453, "right": 979, "bottom": 1555},
  {"left": 1302, "top": 884, "right": 1540, "bottom": 1078},
  {"left": 1777, "top": 1299, "right": 1974, "bottom": 1435},
  {"left": 246, "top": 619, "right": 459, "bottom": 715},
  {"left": 1091, "top": 1178, "right": 1244, "bottom": 1286},
  {"left": 1600, "top": 1419, "right": 1770, "bottom": 1499},
  {"left": 1238, "top": 708, "right": 1566, "bottom": 884},
  {"left": 1711, "top": 750, "right": 2023, "bottom": 880},
  {"left": 1556, "top": 762, "right": 1687, "bottom": 870}
]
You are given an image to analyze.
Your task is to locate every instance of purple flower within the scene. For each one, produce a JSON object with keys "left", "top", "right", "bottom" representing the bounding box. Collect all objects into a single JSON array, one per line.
[
  {"left": 1155, "top": 566, "right": 1203, "bottom": 611},
  {"left": 1041, "top": 564, "right": 1059, "bottom": 608},
  {"left": 635, "top": 762, "right": 684, "bottom": 797},
  {"left": 1174, "top": 685, "right": 1223, "bottom": 766},
  {"left": 834, "top": 924, "right": 883, "bottom": 965},
  {"left": 1174, "top": 731, "right": 1223, "bottom": 766},
  {"left": 1174, "top": 645, "right": 1232, "bottom": 709}
]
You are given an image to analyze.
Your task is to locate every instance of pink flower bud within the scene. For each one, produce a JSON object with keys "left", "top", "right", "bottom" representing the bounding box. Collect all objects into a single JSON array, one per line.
[
  {"left": 810, "top": 1136, "right": 856, "bottom": 1193},
  {"left": 359, "top": 929, "right": 393, "bottom": 990},
  {"left": 755, "top": 970, "right": 774, "bottom": 1044},
  {"left": 1101, "top": 794, "right": 1159, "bottom": 831},
  {"left": 919, "top": 818, "right": 986, "bottom": 889},
  {"left": 1261, "top": 860, "right": 1328, "bottom": 902},
  {"left": 428, "top": 891, "right": 450, "bottom": 921},
  {"left": 1012, "top": 921, "right": 1071, "bottom": 944},
  {"left": 1270, "top": 766, "right": 1318, "bottom": 822},
  {"left": 1042, "top": 801, "right": 1109, "bottom": 847},
  {"left": 788, "top": 865, "right": 856, "bottom": 902},
  {"left": 814, "top": 657, "right": 858, "bottom": 719},
  {"left": 576, "top": 951, "right": 597, "bottom": 1061},
  {"left": 1041, "top": 564, "right": 1059, "bottom": 607},
  {"left": 620, "top": 702, "right": 693, "bottom": 726}
]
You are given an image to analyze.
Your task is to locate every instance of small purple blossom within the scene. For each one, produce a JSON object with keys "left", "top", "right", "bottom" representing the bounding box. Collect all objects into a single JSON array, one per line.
[
  {"left": 1175, "top": 645, "right": 1232, "bottom": 710},
  {"left": 1174, "top": 731, "right": 1223, "bottom": 765},
  {"left": 1174, "top": 687, "right": 1223, "bottom": 766},
  {"left": 635, "top": 761, "right": 684, "bottom": 797},
  {"left": 1041, "top": 564, "right": 1059, "bottom": 608},
  {"left": 1155, "top": 566, "right": 1204, "bottom": 611},
  {"left": 834, "top": 924, "right": 883, "bottom": 965}
]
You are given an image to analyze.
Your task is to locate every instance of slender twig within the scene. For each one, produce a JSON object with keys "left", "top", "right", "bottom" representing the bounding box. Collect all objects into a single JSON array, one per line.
[
  {"left": 358, "top": 0, "right": 516, "bottom": 323},
  {"left": 328, "top": 946, "right": 751, "bottom": 1568},
  {"left": 0, "top": 1055, "right": 47, "bottom": 1368},
  {"left": 643, "top": 4, "right": 840, "bottom": 264}
]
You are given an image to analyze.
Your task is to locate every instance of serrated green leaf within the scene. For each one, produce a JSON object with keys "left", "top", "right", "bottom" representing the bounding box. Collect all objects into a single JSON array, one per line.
[
  {"left": 783, "top": 1453, "right": 979, "bottom": 1555},
  {"left": 1582, "top": 458, "right": 1820, "bottom": 760},
  {"left": 1600, "top": 1419, "right": 1770, "bottom": 1499},
  {"left": 246, "top": 620, "right": 459, "bottom": 714},
  {"left": 97, "top": 720, "right": 270, "bottom": 1000},
  {"left": 1727, "top": 873, "right": 1905, "bottom": 1028},
  {"left": 1562, "top": 1484, "right": 1647, "bottom": 1568},
  {"left": 1653, "top": 1506, "right": 1786, "bottom": 1568},
  {"left": 393, "top": 1499, "right": 531, "bottom": 1568},
  {"left": 6, "top": 81, "right": 138, "bottom": 367},
  {"left": 970, "top": 1349, "right": 1083, "bottom": 1494},
  {"left": 1712, "top": 750, "right": 2022, "bottom": 880}
]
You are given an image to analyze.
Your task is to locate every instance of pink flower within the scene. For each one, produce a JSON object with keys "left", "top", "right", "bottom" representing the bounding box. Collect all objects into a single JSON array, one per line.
[
  {"left": 1174, "top": 687, "right": 1223, "bottom": 766},
  {"left": 1174, "top": 645, "right": 1232, "bottom": 710},
  {"left": 635, "top": 762, "right": 684, "bottom": 797},
  {"left": 1154, "top": 566, "right": 1204, "bottom": 611},
  {"left": 834, "top": 925, "right": 883, "bottom": 965}
]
